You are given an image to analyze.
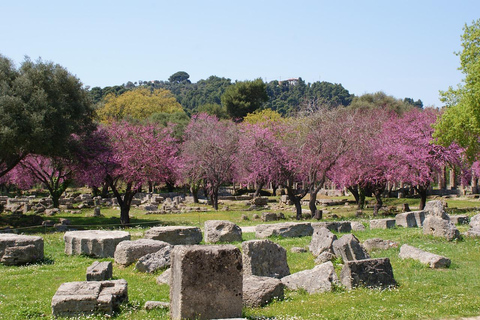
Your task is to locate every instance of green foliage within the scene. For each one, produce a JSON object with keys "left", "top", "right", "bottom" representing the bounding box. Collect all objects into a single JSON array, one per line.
[
  {"left": 195, "top": 103, "right": 229, "bottom": 119},
  {"left": 434, "top": 19, "right": 480, "bottom": 161},
  {"left": 97, "top": 87, "right": 184, "bottom": 122},
  {"left": 348, "top": 91, "right": 414, "bottom": 114},
  {"left": 149, "top": 111, "right": 190, "bottom": 138},
  {"left": 244, "top": 108, "right": 283, "bottom": 124},
  {"left": 0, "top": 55, "right": 95, "bottom": 177},
  {"left": 168, "top": 71, "right": 190, "bottom": 83},
  {"left": 221, "top": 78, "right": 269, "bottom": 120}
]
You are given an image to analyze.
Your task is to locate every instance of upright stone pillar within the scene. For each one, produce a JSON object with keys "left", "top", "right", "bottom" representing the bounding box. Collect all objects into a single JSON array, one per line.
[
  {"left": 449, "top": 166, "right": 457, "bottom": 190},
  {"left": 170, "top": 245, "right": 242, "bottom": 320}
]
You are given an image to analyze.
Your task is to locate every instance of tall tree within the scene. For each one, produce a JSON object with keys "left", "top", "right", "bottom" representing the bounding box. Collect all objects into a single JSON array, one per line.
[
  {"left": 434, "top": 19, "right": 480, "bottom": 161},
  {"left": 221, "top": 79, "right": 268, "bottom": 121},
  {"left": 168, "top": 71, "right": 190, "bottom": 83},
  {"left": 97, "top": 87, "right": 184, "bottom": 122},
  {"left": 180, "top": 114, "right": 238, "bottom": 210},
  {"left": 102, "top": 122, "right": 179, "bottom": 225},
  {"left": 0, "top": 55, "right": 94, "bottom": 178},
  {"left": 384, "top": 108, "right": 461, "bottom": 209}
]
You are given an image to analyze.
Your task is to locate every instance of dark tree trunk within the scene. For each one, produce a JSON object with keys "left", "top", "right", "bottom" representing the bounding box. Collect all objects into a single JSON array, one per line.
[
  {"left": 211, "top": 188, "right": 219, "bottom": 210},
  {"left": 108, "top": 177, "right": 135, "bottom": 226},
  {"left": 416, "top": 186, "right": 428, "bottom": 210},
  {"left": 91, "top": 186, "right": 100, "bottom": 197},
  {"left": 285, "top": 185, "right": 304, "bottom": 220},
  {"left": 373, "top": 185, "right": 384, "bottom": 216},
  {"left": 148, "top": 181, "right": 154, "bottom": 193},
  {"left": 190, "top": 185, "right": 199, "bottom": 204},
  {"left": 253, "top": 182, "right": 264, "bottom": 198},
  {"left": 101, "top": 182, "right": 109, "bottom": 198},
  {"left": 166, "top": 180, "right": 175, "bottom": 193},
  {"left": 272, "top": 183, "right": 278, "bottom": 197}
]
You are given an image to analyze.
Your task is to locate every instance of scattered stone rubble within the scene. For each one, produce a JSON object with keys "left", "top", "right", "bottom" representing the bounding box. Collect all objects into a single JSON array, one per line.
[{"left": 0, "top": 234, "right": 44, "bottom": 265}]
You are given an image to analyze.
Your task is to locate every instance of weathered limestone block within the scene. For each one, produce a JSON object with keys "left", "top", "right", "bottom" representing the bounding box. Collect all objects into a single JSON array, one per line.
[
  {"left": 144, "top": 226, "right": 202, "bottom": 245},
  {"left": 465, "top": 213, "right": 480, "bottom": 237},
  {"left": 242, "top": 239, "right": 290, "bottom": 279},
  {"left": 350, "top": 221, "right": 366, "bottom": 231},
  {"left": 340, "top": 258, "right": 396, "bottom": 289},
  {"left": 0, "top": 234, "right": 44, "bottom": 266},
  {"left": 333, "top": 234, "right": 370, "bottom": 262},
  {"left": 395, "top": 212, "right": 418, "bottom": 228},
  {"left": 114, "top": 239, "right": 171, "bottom": 266},
  {"left": 255, "top": 222, "right": 313, "bottom": 239},
  {"left": 362, "top": 238, "right": 398, "bottom": 252},
  {"left": 314, "top": 251, "right": 335, "bottom": 264},
  {"left": 86, "top": 261, "right": 113, "bottom": 281},
  {"left": 309, "top": 227, "right": 337, "bottom": 257},
  {"left": 413, "top": 211, "right": 426, "bottom": 226},
  {"left": 449, "top": 214, "right": 469, "bottom": 225},
  {"left": 64, "top": 230, "right": 130, "bottom": 258},
  {"left": 243, "top": 275, "right": 284, "bottom": 307},
  {"left": 423, "top": 216, "right": 460, "bottom": 241},
  {"left": 424, "top": 200, "right": 449, "bottom": 219},
  {"left": 156, "top": 268, "right": 172, "bottom": 286},
  {"left": 204, "top": 220, "right": 242, "bottom": 243},
  {"left": 281, "top": 261, "right": 339, "bottom": 294},
  {"left": 370, "top": 219, "right": 396, "bottom": 229},
  {"left": 145, "top": 301, "right": 169, "bottom": 310},
  {"left": 262, "top": 212, "right": 278, "bottom": 222},
  {"left": 312, "top": 221, "right": 351, "bottom": 233},
  {"left": 135, "top": 245, "right": 173, "bottom": 273},
  {"left": 399, "top": 244, "right": 451, "bottom": 268},
  {"left": 170, "top": 245, "right": 243, "bottom": 320},
  {"left": 51, "top": 279, "right": 128, "bottom": 317}
]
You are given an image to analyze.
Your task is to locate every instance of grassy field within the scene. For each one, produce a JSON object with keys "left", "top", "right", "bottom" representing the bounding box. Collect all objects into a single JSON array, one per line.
[{"left": 1, "top": 195, "right": 480, "bottom": 319}]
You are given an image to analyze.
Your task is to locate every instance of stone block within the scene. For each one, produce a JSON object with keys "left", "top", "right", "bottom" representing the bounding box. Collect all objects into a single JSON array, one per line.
[
  {"left": 204, "top": 220, "right": 242, "bottom": 243},
  {"left": 362, "top": 238, "right": 398, "bottom": 252},
  {"left": 51, "top": 279, "right": 128, "bottom": 317},
  {"left": 424, "top": 200, "right": 448, "bottom": 219},
  {"left": 281, "top": 261, "right": 338, "bottom": 294},
  {"left": 156, "top": 268, "right": 172, "bottom": 286},
  {"left": 86, "top": 261, "right": 113, "bottom": 281},
  {"left": 340, "top": 258, "right": 396, "bottom": 289},
  {"left": 370, "top": 219, "right": 396, "bottom": 229},
  {"left": 395, "top": 212, "right": 418, "bottom": 228},
  {"left": 309, "top": 227, "right": 337, "bottom": 257},
  {"left": 449, "top": 214, "right": 469, "bottom": 225},
  {"left": 170, "top": 245, "right": 242, "bottom": 320},
  {"left": 114, "top": 239, "right": 171, "bottom": 266},
  {"left": 64, "top": 230, "right": 130, "bottom": 258},
  {"left": 144, "top": 226, "right": 202, "bottom": 245},
  {"left": 333, "top": 234, "right": 370, "bottom": 262},
  {"left": 0, "top": 234, "right": 44, "bottom": 266},
  {"left": 350, "top": 221, "right": 366, "bottom": 231},
  {"left": 423, "top": 216, "right": 460, "bottom": 241},
  {"left": 413, "top": 210, "right": 426, "bottom": 226},
  {"left": 399, "top": 244, "right": 451, "bottom": 268},
  {"left": 243, "top": 275, "right": 284, "bottom": 307},
  {"left": 242, "top": 239, "right": 290, "bottom": 279},
  {"left": 136, "top": 245, "right": 173, "bottom": 273},
  {"left": 255, "top": 222, "right": 313, "bottom": 239},
  {"left": 261, "top": 212, "right": 278, "bottom": 222}
]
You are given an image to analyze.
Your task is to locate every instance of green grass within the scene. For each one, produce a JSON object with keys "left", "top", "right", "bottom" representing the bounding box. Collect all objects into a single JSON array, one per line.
[{"left": 1, "top": 195, "right": 480, "bottom": 319}]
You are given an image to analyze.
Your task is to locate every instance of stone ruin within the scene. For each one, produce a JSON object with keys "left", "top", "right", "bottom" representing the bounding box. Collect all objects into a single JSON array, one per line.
[
  {"left": 0, "top": 234, "right": 44, "bottom": 266},
  {"left": 64, "top": 230, "right": 130, "bottom": 258},
  {"left": 51, "top": 280, "right": 128, "bottom": 317},
  {"left": 170, "top": 245, "right": 243, "bottom": 320}
]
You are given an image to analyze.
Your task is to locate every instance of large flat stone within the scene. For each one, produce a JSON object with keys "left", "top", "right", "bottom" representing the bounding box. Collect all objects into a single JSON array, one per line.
[
  {"left": 281, "top": 261, "right": 338, "bottom": 294},
  {"left": 0, "top": 234, "right": 44, "bottom": 265},
  {"left": 114, "top": 239, "right": 171, "bottom": 266},
  {"left": 399, "top": 244, "right": 451, "bottom": 268},
  {"left": 144, "top": 226, "right": 202, "bottom": 245},
  {"left": 64, "top": 230, "right": 130, "bottom": 258},
  {"left": 340, "top": 258, "right": 396, "bottom": 289},
  {"left": 51, "top": 279, "right": 128, "bottom": 317},
  {"left": 255, "top": 222, "right": 313, "bottom": 238}
]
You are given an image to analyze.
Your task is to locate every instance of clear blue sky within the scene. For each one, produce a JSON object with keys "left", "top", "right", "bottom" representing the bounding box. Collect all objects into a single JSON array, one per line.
[{"left": 1, "top": 0, "right": 478, "bottom": 107}]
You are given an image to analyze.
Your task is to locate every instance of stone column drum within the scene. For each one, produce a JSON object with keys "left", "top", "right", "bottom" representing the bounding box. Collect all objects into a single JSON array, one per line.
[{"left": 64, "top": 230, "right": 130, "bottom": 258}]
